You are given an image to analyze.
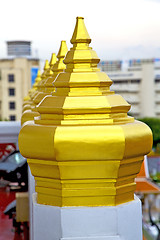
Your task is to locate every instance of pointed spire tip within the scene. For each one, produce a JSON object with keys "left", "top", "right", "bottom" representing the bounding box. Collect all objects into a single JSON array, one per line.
[
  {"left": 77, "top": 16, "right": 84, "bottom": 19},
  {"left": 71, "top": 17, "right": 91, "bottom": 44},
  {"left": 57, "top": 40, "right": 68, "bottom": 59}
]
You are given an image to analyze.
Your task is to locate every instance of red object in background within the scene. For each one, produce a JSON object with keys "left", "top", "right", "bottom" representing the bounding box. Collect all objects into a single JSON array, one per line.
[
  {"left": 0, "top": 188, "right": 15, "bottom": 240},
  {"left": 0, "top": 143, "right": 16, "bottom": 160},
  {"left": 0, "top": 188, "right": 28, "bottom": 240}
]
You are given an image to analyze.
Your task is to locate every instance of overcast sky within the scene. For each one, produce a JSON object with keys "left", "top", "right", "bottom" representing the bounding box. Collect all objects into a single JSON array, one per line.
[{"left": 0, "top": 0, "right": 160, "bottom": 62}]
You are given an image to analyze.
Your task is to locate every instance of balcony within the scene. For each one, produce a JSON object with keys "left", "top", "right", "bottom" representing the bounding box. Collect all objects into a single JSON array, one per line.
[
  {"left": 155, "top": 83, "right": 160, "bottom": 92},
  {"left": 155, "top": 106, "right": 160, "bottom": 113},
  {"left": 111, "top": 83, "right": 140, "bottom": 92}
]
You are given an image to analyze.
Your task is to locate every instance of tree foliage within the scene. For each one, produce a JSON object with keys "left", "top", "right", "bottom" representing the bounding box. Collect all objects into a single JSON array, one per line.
[{"left": 138, "top": 117, "right": 160, "bottom": 147}]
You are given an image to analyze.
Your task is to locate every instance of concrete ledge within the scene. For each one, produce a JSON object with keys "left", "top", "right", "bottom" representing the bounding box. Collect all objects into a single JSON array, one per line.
[
  {"left": 0, "top": 121, "right": 20, "bottom": 145},
  {"left": 61, "top": 237, "right": 120, "bottom": 240},
  {"left": 60, "top": 236, "right": 121, "bottom": 240}
]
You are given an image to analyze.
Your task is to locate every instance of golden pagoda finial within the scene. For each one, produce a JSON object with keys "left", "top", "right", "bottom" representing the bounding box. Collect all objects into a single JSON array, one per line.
[
  {"left": 41, "top": 60, "right": 50, "bottom": 80},
  {"left": 37, "top": 17, "right": 129, "bottom": 125},
  {"left": 36, "top": 60, "right": 49, "bottom": 89},
  {"left": 23, "top": 70, "right": 41, "bottom": 103},
  {"left": 45, "top": 54, "right": 57, "bottom": 78},
  {"left": 43, "top": 41, "right": 68, "bottom": 94},
  {"left": 21, "top": 69, "right": 42, "bottom": 122},
  {"left": 28, "top": 70, "right": 42, "bottom": 98},
  {"left": 23, "top": 95, "right": 30, "bottom": 101},
  {"left": 56, "top": 40, "right": 68, "bottom": 59},
  {"left": 49, "top": 53, "right": 57, "bottom": 68},
  {"left": 44, "top": 60, "right": 50, "bottom": 70},
  {"left": 63, "top": 18, "right": 99, "bottom": 73},
  {"left": 52, "top": 41, "right": 68, "bottom": 73},
  {"left": 31, "top": 70, "right": 41, "bottom": 88},
  {"left": 71, "top": 17, "right": 91, "bottom": 44},
  {"left": 19, "top": 17, "right": 152, "bottom": 208},
  {"left": 35, "top": 70, "right": 41, "bottom": 83},
  {"left": 32, "top": 53, "right": 59, "bottom": 105}
]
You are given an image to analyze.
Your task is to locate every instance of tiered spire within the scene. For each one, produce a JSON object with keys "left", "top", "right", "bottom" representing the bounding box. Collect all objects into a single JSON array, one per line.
[
  {"left": 19, "top": 17, "right": 152, "bottom": 207},
  {"left": 44, "top": 41, "right": 68, "bottom": 93},
  {"left": 44, "top": 53, "right": 57, "bottom": 78},
  {"left": 21, "top": 52, "right": 62, "bottom": 124},
  {"left": 29, "top": 70, "right": 41, "bottom": 97},
  {"left": 36, "top": 17, "right": 132, "bottom": 126},
  {"left": 21, "top": 70, "right": 42, "bottom": 124},
  {"left": 34, "top": 70, "right": 41, "bottom": 85},
  {"left": 21, "top": 61, "right": 49, "bottom": 121},
  {"left": 71, "top": 17, "right": 91, "bottom": 44},
  {"left": 50, "top": 53, "right": 57, "bottom": 68},
  {"left": 32, "top": 53, "right": 57, "bottom": 105},
  {"left": 23, "top": 94, "right": 31, "bottom": 102},
  {"left": 22, "top": 70, "right": 41, "bottom": 113},
  {"left": 36, "top": 60, "right": 50, "bottom": 93}
]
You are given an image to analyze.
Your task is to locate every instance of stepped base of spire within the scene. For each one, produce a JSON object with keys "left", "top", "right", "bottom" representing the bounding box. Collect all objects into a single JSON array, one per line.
[
  {"left": 27, "top": 155, "right": 143, "bottom": 207},
  {"left": 21, "top": 110, "right": 40, "bottom": 126},
  {"left": 36, "top": 189, "right": 135, "bottom": 207},
  {"left": 33, "top": 92, "right": 48, "bottom": 105}
]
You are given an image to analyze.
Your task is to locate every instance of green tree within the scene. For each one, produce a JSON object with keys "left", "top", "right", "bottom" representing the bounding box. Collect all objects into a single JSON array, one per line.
[{"left": 138, "top": 118, "right": 160, "bottom": 147}]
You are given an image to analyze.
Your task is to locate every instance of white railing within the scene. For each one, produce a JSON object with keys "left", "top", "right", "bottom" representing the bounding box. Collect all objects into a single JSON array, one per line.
[
  {"left": 0, "top": 121, "right": 35, "bottom": 240},
  {"left": 0, "top": 121, "right": 21, "bottom": 147}
]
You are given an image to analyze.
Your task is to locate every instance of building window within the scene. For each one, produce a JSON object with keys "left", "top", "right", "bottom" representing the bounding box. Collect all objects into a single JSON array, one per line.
[
  {"left": 9, "top": 115, "right": 16, "bottom": 121},
  {"left": 8, "top": 88, "right": 15, "bottom": 96},
  {"left": 9, "top": 101, "right": 15, "bottom": 110},
  {"left": 155, "top": 79, "right": 160, "bottom": 83},
  {"left": 131, "top": 79, "right": 141, "bottom": 84},
  {"left": 8, "top": 74, "right": 15, "bottom": 82}
]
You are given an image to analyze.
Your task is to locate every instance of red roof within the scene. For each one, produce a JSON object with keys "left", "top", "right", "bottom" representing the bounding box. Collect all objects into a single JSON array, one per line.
[{"left": 135, "top": 156, "right": 160, "bottom": 194}]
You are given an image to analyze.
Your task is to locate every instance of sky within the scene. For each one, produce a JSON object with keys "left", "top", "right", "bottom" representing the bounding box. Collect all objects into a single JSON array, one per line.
[{"left": 0, "top": 0, "right": 160, "bottom": 63}]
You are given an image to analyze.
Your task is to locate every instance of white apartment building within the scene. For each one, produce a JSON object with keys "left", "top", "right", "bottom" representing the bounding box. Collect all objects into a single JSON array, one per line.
[
  {"left": 0, "top": 41, "right": 39, "bottom": 121},
  {"left": 99, "top": 59, "right": 160, "bottom": 118}
]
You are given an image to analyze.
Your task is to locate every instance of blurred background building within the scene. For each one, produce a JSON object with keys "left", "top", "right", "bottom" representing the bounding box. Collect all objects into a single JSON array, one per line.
[
  {"left": 0, "top": 41, "right": 39, "bottom": 121},
  {"left": 99, "top": 59, "right": 160, "bottom": 118},
  {"left": 0, "top": 40, "right": 159, "bottom": 122}
]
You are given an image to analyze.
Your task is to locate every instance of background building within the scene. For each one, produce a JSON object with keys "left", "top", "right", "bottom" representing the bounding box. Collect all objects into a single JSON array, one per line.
[
  {"left": 0, "top": 41, "right": 39, "bottom": 121},
  {"left": 99, "top": 59, "right": 160, "bottom": 118},
  {"left": 7, "top": 41, "right": 31, "bottom": 57}
]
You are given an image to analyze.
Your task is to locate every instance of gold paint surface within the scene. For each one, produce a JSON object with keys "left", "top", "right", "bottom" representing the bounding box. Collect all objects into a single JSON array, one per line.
[{"left": 19, "top": 17, "right": 153, "bottom": 207}]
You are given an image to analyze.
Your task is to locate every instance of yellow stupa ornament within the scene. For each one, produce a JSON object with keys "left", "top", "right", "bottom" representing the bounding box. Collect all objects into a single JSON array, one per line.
[
  {"left": 22, "top": 70, "right": 41, "bottom": 112},
  {"left": 23, "top": 95, "right": 31, "bottom": 102},
  {"left": 33, "top": 60, "right": 50, "bottom": 96},
  {"left": 45, "top": 40, "right": 68, "bottom": 93},
  {"left": 22, "top": 62, "right": 49, "bottom": 113},
  {"left": 31, "top": 54, "right": 57, "bottom": 107},
  {"left": 21, "top": 60, "right": 49, "bottom": 125},
  {"left": 31, "top": 56, "right": 56, "bottom": 106},
  {"left": 29, "top": 70, "right": 41, "bottom": 97},
  {"left": 19, "top": 17, "right": 152, "bottom": 207},
  {"left": 32, "top": 41, "right": 67, "bottom": 106},
  {"left": 49, "top": 53, "right": 57, "bottom": 68}
]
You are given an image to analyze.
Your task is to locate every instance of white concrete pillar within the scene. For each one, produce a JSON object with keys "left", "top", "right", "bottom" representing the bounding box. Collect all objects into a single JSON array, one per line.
[
  {"left": 28, "top": 167, "right": 35, "bottom": 240},
  {"left": 32, "top": 194, "right": 142, "bottom": 240}
]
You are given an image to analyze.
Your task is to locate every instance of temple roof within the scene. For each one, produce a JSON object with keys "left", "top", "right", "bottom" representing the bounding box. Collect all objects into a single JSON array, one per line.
[{"left": 135, "top": 156, "right": 160, "bottom": 194}]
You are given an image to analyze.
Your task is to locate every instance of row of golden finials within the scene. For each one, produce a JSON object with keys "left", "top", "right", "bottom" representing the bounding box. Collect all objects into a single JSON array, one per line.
[{"left": 19, "top": 17, "right": 153, "bottom": 207}]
